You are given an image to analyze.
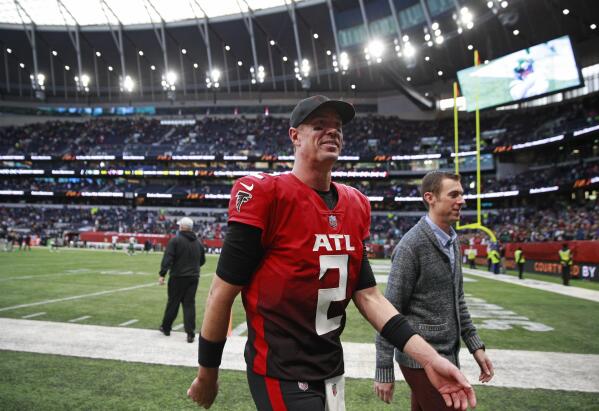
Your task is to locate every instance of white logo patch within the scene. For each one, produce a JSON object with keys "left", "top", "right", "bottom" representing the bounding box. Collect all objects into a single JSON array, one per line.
[{"left": 240, "top": 182, "right": 254, "bottom": 191}]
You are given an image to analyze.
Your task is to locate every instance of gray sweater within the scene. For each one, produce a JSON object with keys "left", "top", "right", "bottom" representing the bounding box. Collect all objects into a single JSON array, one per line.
[{"left": 375, "top": 216, "right": 484, "bottom": 383}]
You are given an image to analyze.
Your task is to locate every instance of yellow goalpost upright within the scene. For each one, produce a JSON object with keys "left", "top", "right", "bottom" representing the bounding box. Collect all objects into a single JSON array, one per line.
[{"left": 453, "top": 50, "right": 497, "bottom": 243}]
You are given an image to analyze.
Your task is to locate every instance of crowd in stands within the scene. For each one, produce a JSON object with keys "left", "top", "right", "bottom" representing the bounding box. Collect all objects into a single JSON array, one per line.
[
  {"left": 2, "top": 202, "right": 597, "bottom": 251},
  {"left": 1, "top": 93, "right": 597, "bottom": 158}
]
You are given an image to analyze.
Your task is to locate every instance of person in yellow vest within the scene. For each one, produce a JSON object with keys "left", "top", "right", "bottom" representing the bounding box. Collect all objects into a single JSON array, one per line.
[
  {"left": 558, "top": 243, "right": 573, "bottom": 286},
  {"left": 467, "top": 248, "right": 477, "bottom": 269},
  {"left": 489, "top": 247, "right": 501, "bottom": 274},
  {"left": 514, "top": 247, "right": 525, "bottom": 279}
]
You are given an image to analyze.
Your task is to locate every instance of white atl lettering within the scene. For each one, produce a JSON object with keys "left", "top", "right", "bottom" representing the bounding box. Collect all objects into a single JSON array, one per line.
[{"left": 313, "top": 234, "right": 355, "bottom": 251}]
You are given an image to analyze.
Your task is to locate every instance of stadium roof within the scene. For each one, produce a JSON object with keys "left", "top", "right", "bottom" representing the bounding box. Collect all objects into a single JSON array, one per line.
[
  {"left": 0, "top": 0, "right": 307, "bottom": 29},
  {"left": 0, "top": 0, "right": 597, "bottom": 101}
]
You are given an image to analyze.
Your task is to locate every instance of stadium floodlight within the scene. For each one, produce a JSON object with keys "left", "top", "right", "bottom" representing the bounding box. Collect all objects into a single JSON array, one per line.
[
  {"left": 269, "top": 40, "right": 276, "bottom": 46},
  {"left": 122, "top": 75, "right": 134, "bottom": 93},
  {"left": 460, "top": 7, "right": 474, "bottom": 29},
  {"left": 402, "top": 35, "right": 409, "bottom": 43},
  {"left": 19, "top": 62, "right": 25, "bottom": 68},
  {"left": 350, "top": 84, "right": 355, "bottom": 90},
  {"left": 435, "top": 35, "right": 444, "bottom": 44},
  {"left": 282, "top": 56, "right": 288, "bottom": 62},
  {"left": 74, "top": 73, "right": 90, "bottom": 93},
  {"left": 339, "top": 52, "right": 350, "bottom": 73},
  {"left": 300, "top": 58, "right": 311, "bottom": 78},
  {"left": 150, "top": 65, "right": 156, "bottom": 71},
  {"left": 37, "top": 73, "right": 45, "bottom": 88},
  {"left": 425, "top": 56, "right": 430, "bottom": 61},
  {"left": 591, "top": 23, "right": 597, "bottom": 30},
  {"left": 206, "top": 68, "right": 221, "bottom": 88},
  {"left": 257, "top": 65, "right": 266, "bottom": 83},
  {"left": 562, "top": 9, "right": 569, "bottom": 15},
  {"left": 237, "top": 60, "right": 243, "bottom": 66},
  {"left": 431, "top": 22, "right": 439, "bottom": 31},
  {"left": 64, "top": 65, "right": 70, "bottom": 71},
  {"left": 403, "top": 42, "right": 416, "bottom": 58},
  {"left": 107, "top": 66, "right": 113, "bottom": 71},
  {"left": 438, "top": 70, "right": 443, "bottom": 76},
  {"left": 95, "top": 51, "right": 101, "bottom": 57},
  {"left": 406, "top": 76, "right": 411, "bottom": 82},
  {"left": 6, "top": 48, "right": 12, "bottom": 54},
  {"left": 193, "top": 63, "right": 198, "bottom": 69},
  {"left": 313, "top": 33, "right": 319, "bottom": 39},
  {"left": 365, "top": 39, "right": 385, "bottom": 63},
  {"left": 52, "top": 50, "right": 58, "bottom": 56},
  {"left": 513, "top": 29, "right": 519, "bottom": 36},
  {"left": 138, "top": 50, "right": 144, "bottom": 56},
  {"left": 225, "top": 45, "right": 230, "bottom": 51},
  {"left": 81, "top": 74, "right": 90, "bottom": 88},
  {"left": 162, "top": 71, "right": 177, "bottom": 91},
  {"left": 501, "top": 1, "right": 508, "bottom": 8},
  {"left": 326, "top": 50, "right": 331, "bottom": 56},
  {"left": 181, "top": 48, "right": 187, "bottom": 55},
  {"left": 468, "top": 44, "right": 474, "bottom": 50}
]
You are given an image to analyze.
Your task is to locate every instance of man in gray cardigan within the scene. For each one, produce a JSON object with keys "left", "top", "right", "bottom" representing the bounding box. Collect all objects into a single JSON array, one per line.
[{"left": 374, "top": 171, "right": 494, "bottom": 410}]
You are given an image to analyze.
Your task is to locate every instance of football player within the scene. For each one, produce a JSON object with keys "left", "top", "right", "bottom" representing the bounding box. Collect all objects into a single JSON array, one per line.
[{"left": 187, "top": 95, "right": 476, "bottom": 411}]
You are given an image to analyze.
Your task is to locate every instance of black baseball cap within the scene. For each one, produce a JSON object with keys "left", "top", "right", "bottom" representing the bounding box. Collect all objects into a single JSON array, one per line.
[{"left": 290, "top": 95, "right": 355, "bottom": 128}]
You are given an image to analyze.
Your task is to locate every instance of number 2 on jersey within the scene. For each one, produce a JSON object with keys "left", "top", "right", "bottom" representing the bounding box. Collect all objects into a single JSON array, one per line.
[{"left": 315, "top": 254, "right": 348, "bottom": 335}]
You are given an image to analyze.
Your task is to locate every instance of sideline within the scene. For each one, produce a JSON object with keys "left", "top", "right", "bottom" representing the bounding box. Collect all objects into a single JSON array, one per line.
[
  {"left": 0, "top": 318, "right": 598, "bottom": 393},
  {"left": 463, "top": 268, "right": 599, "bottom": 303}
]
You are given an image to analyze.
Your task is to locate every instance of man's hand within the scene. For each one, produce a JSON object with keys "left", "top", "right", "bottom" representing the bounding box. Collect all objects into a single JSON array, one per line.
[
  {"left": 158, "top": 276, "right": 165, "bottom": 285},
  {"left": 473, "top": 349, "right": 494, "bottom": 383},
  {"left": 187, "top": 367, "right": 219, "bottom": 409},
  {"left": 373, "top": 381, "right": 395, "bottom": 403},
  {"left": 423, "top": 356, "right": 476, "bottom": 410}
]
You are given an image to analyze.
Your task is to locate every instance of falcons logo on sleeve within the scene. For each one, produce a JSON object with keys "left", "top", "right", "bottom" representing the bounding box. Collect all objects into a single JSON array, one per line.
[{"left": 235, "top": 190, "right": 252, "bottom": 212}]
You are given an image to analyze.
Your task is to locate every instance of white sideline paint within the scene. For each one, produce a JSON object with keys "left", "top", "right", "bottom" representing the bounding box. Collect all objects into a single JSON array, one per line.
[
  {"left": 68, "top": 315, "right": 91, "bottom": 323},
  {"left": 0, "top": 318, "right": 598, "bottom": 393},
  {"left": 119, "top": 319, "right": 138, "bottom": 327},
  {"left": 463, "top": 268, "right": 599, "bottom": 303},
  {"left": 172, "top": 323, "right": 184, "bottom": 331},
  {"left": 21, "top": 312, "right": 46, "bottom": 319},
  {"left": 231, "top": 322, "right": 248, "bottom": 336},
  {"left": 0, "top": 282, "right": 156, "bottom": 312}
]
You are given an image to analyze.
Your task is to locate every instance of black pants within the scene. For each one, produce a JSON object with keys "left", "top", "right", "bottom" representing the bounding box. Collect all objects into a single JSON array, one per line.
[
  {"left": 247, "top": 368, "right": 326, "bottom": 411},
  {"left": 561, "top": 265, "right": 570, "bottom": 286},
  {"left": 161, "top": 276, "right": 199, "bottom": 335},
  {"left": 517, "top": 263, "right": 524, "bottom": 279},
  {"left": 468, "top": 259, "right": 476, "bottom": 269}
]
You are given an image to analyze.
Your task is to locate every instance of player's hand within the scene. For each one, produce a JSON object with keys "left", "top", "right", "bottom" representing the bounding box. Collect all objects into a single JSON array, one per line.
[
  {"left": 373, "top": 381, "right": 395, "bottom": 403},
  {"left": 423, "top": 356, "right": 476, "bottom": 410},
  {"left": 187, "top": 367, "right": 219, "bottom": 408},
  {"left": 158, "top": 276, "right": 165, "bottom": 285},
  {"left": 473, "top": 349, "right": 494, "bottom": 383}
]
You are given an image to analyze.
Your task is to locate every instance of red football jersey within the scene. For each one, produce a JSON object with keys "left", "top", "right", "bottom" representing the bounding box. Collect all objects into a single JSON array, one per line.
[{"left": 227, "top": 172, "right": 371, "bottom": 381}]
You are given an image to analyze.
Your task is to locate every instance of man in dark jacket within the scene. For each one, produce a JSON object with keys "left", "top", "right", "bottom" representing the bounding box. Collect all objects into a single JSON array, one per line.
[{"left": 159, "top": 217, "right": 206, "bottom": 343}]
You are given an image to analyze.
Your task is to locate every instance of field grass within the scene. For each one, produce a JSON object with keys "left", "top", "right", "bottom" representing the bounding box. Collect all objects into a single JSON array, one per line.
[
  {"left": 1, "top": 350, "right": 598, "bottom": 411},
  {"left": 502, "top": 269, "right": 599, "bottom": 291},
  {"left": 1, "top": 248, "right": 599, "bottom": 410}
]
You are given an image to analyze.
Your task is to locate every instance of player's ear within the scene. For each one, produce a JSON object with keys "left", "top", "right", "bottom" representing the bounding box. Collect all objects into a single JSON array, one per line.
[
  {"left": 423, "top": 191, "right": 435, "bottom": 207},
  {"left": 289, "top": 127, "right": 300, "bottom": 148}
]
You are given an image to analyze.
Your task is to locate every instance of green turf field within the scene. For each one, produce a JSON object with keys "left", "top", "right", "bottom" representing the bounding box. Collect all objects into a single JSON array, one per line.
[{"left": 1, "top": 248, "right": 598, "bottom": 410}]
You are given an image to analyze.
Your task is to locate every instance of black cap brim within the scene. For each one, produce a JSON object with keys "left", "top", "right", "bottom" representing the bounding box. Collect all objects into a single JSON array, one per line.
[{"left": 290, "top": 96, "right": 355, "bottom": 128}]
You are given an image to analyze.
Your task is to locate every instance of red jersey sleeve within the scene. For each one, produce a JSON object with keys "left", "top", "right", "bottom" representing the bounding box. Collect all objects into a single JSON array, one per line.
[{"left": 228, "top": 174, "right": 273, "bottom": 231}]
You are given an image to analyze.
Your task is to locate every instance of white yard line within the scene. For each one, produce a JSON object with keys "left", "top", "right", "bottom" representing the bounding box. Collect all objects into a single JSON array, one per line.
[
  {"left": 0, "top": 283, "right": 156, "bottom": 312},
  {"left": 231, "top": 322, "right": 248, "bottom": 336},
  {"left": 1, "top": 318, "right": 598, "bottom": 393},
  {"left": 21, "top": 312, "right": 46, "bottom": 319},
  {"left": 463, "top": 268, "right": 599, "bottom": 303},
  {"left": 68, "top": 315, "right": 91, "bottom": 323},
  {"left": 119, "top": 319, "right": 139, "bottom": 327},
  {"left": 172, "top": 323, "right": 184, "bottom": 331}
]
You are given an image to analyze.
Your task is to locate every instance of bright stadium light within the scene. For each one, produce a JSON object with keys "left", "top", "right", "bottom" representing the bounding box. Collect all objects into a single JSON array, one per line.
[
  {"left": 52, "top": 50, "right": 58, "bottom": 56},
  {"left": 138, "top": 50, "right": 144, "bottom": 56},
  {"left": 403, "top": 42, "right": 416, "bottom": 58},
  {"left": 19, "top": 62, "right": 25, "bottom": 68},
  {"left": 95, "top": 51, "right": 101, "bottom": 57},
  {"left": 365, "top": 39, "right": 385, "bottom": 63},
  {"left": 339, "top": 51, "right": 350, "bottom": 73},
  {"left": 37, "top": 73, "right": 45, "bottom": 88},
  {"left": 206, "top": 68, "right": 221, "bottom": 88},
  {"left": 181, "top": 48, "right": 187, "bottom": 55},
  {"left": 225, "top": 45, "right": 230, "bottom": 51},
  {"left": 107, "top": 66, "right": 113, "bottom": 71},
  {"left": 64, "top": 65, "right": 70, "bottom": 71},
  {"left": 237, "top": 60, "right": 243, "bottom": 66},
  {"left": 300, "top": 58, "right": 311, "bottom": 78},
  {"left": 282, "top": 56, "right": 288, "bottom": 62},
  {"left": 122, "top": 75, "right": 134, "bottom": 93},
  {"left": 257, "top": 65, "right": 266, "bottom": 83},
  {"left": 269, "top": 40, "right": 276, "bottom": 46},
  {"left": 150, "top": 65, "right": 156, "bottom": 71},
  {"left": 193, "top": 63, "right": 198, "bottom": 69},
  {"left": 6, "top": 48, "right": 12, "bottom": 54},
  {"left": 162, "top": 71, "right": 177, "bottom": 91},
  {"left": 81, "top": 74, "right": 90, "bottom": 88}
]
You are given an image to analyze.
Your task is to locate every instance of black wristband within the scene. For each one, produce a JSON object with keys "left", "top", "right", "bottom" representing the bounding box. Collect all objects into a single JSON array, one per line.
[
  {"left": 198, "top": 334, "right": 226, "bottom": 368},
  {"left": 380, "top": 314, "right": 417, "bottom": 352}
]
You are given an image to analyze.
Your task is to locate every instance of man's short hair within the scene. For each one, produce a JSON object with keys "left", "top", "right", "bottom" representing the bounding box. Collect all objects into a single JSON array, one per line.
[{"left": 421, "top": 171, "right": 461, "bottom": 209}]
